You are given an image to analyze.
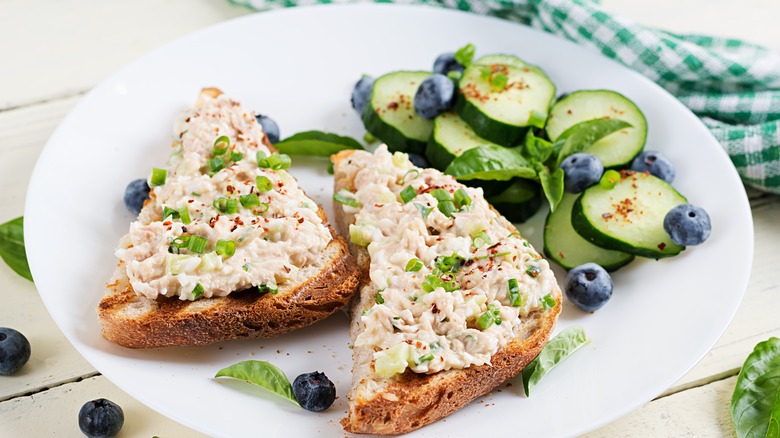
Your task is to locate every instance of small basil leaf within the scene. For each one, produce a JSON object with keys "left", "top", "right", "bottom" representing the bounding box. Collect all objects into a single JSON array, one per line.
[
  {"left": 555, "top": 119, "right": 633, "bottom": 166},
  {"left": 273, "top": 130, "right": 363, "bottom": 156},
  {"left": 215, "top": 360, "right": 299, "bottom": 406},
  {"left": 538, "top": 167, "right": 565, "bottom": 213},
  {"left": 522, "top": 326, "right": 589, "bottom": 397},
  {"left": 731, "top": 337, "right": 780, "bottom": 438},
  {"left": 523, "top": 132, "right": 554, "bottom": 164},
  {"left": 0, "top": 217, "right": 32, "bottom": 282},
  {"left": 445, "top": 145, "right": 536, "bottom": 181}
]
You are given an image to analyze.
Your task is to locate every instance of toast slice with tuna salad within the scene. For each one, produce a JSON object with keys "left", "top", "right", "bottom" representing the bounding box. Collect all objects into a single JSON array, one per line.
[
  {"left": 98, "top": 88, "right": 360, "bottom": 348},
  {"left": 332, "top": 146, "right": 562, "bottom": 434}
]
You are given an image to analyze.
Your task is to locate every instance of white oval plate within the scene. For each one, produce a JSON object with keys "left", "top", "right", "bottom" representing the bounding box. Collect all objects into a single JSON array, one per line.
[{"left": 26, "top": 4, "right": 752, "bottom": 437}]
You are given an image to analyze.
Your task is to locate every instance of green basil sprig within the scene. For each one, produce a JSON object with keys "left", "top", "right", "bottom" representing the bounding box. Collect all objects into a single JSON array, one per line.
[
  {"left": 731, "top": 337, "right": 780, "bottom": 438},
  {"left": 215, "top": 360, "right": 300, "bottom": 406},
  {"left": 0, "top": 217, "right": 32, "bottom": 282},
  {"left": 444, "top": 145, "right": 536, "bottom": 181},
  {"left": 273, "top": 131, "right": 363, "bottom": 156},
  {"left": 554, "top": 118, "right": 633, "bottom": 167},
  {"left": 521, "top": 326, "right": 589, "bottom": 396}
]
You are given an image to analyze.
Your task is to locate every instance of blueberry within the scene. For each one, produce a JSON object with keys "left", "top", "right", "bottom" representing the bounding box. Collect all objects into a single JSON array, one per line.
[
  {"left": 432, "top": 52, "right": 465, "bottom": 76},
  {"left": 559, "top": 153, "right": 604, "bottom": 193},
  {"left": 0, "top": 327, "right": 31, "bottom": 375},
  {"left": 565, "top": 263, "right": 613, "bottom": 312},
  {"left": 664, "top": 204, "right": 711, "bottom": 246},
  {"left": 78, "top": 398, "right": 124, "bottom": 438},
  {"left": 630, "top": 151, "right": 675, "bottom": 183},
  {"left": 123, "top": 179, "right": 150, "bottom": 215},
  {"left": 255, "top": 114, "right": 280, "bottom": 144},
  {"left": 407, "top": 153, "right": 430, "bottom": 168},
  {"left": 414, "top": 74, "right": 455, "bottom": 120},
  {"left": 350, "top": 76, "right": 374, "bottom": 115},
  {"left": 292, "top": 371, "right": 336, "bottom": 412}
]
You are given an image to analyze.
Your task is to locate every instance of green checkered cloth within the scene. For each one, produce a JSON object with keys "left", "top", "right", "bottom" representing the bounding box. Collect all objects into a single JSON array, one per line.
[{"left": 233, "top": 0, "right": 780, "bottom": 194}]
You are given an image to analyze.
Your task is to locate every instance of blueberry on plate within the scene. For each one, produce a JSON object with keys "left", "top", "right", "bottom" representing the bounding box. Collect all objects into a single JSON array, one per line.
[
  {"left": 255, "top": 114, "right": 280, "bottom": 144},
  {"left": 78, "top": 398, "right": 124, "bottom": 438},
  {"left": 0, "top": 327, "right": 31, "bottom": 375},
  {"left": 630, "top": 150, "right": 675, "bottom": 183},
  {"left": 565, "top": 263, "right": 613, "bottom": 312},
  {"left": 123, "top": 178, "right": 150, "bottom": 215},
  {"left": 432, "top": 52, "right": 465, "bottom": 76},
  {"left": 407, "top": 153, "right": 430, "bottom": 168},
  {"left": 293, "top": 371, "right": 336, "bottom": 412},
  {"left": 351, "top": 76, "right": 374, "bottom": 115},
  {"left": 664, "top": 203, "right": 711, "bottom": 246},
  {"left": 559, "top": 153, "right": 604, "bottom": 193},
  {"left": 414, "top": 74, "right": 455, "bottom": 120}
]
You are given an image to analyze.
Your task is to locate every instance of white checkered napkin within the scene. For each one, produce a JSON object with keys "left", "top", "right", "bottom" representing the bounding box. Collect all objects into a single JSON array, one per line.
[{"left": 232, "top": 0, "right": 780, "bottom": 193}]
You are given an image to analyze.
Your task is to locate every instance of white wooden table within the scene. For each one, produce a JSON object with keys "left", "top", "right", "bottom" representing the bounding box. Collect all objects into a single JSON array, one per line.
[{"left": 1, "top": 1, "right": 778, "bottom": 436}]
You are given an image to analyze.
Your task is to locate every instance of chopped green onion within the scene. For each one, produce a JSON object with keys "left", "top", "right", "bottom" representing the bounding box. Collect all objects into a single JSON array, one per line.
[
  {"left": 239, "top": 193, "right": 260, "bottom": 208},
  {"left": 242, "top": 263, "right": 250, "bottom": 272},
  {"left": 178, "top": 207, "right": 191, "bottom": 224},
  {"left": 150, "top": 168, "right": 167, "bottom": 186},
  {"left": 434, "top": 253, "right": 465, "bottom": 274},
  {"left": 215, "top": 239, "right": 236, "bottom": 257},
  {"left": 171, "top": 235, "right": 190, "bottom": 249},
  {"left": 421, "top": 274, "right": 441, "bottom": 293},
  {"left": 430, "top": 188, "right": 451, "bottom": 203},
  {"left": 402, "top": 169, "right": 420, "bottom": 184},
  {"left": 454, "top": 43, "right": 475, "bottom": 67},
  {"left": 255, "top": 175, "right": 273, "bottom": 192},
  {"left": 417, "top": 353, "right": 435, "bottom": 364},
  {"left": 333, "top": 191, "right": 360, "bottom": 208},
  {"left": 257, "top": 152, "right": 292, "bottom": 170},
  {"left": 162, "top": 206, "right": 190, "bottom": 224},
  {"left": 477, "top": 304, "right": 502, "bottom": 330},
  {"left": 213, "top": 197, "right": 238, "bottom": 214},
  {"left": 471, "top": 251, "right": 512, "bottom": 261},
  {"left": 507, "top": 231, "right": 522, "bottom": 239},
  {"left": 491, "top": 73, "right": 509, "bottom": 89},
  {"left": 508, "top": 278, "right": 522, "bottom": 307},
  {"left": 191, "top": 192, "right": 201, "bottom": 197},
  {"left": 430, "top": 189, "right": 457, "bottom": 217},
  {"left": 229, "top": 151, "right": 244, "bottom": 162},
  {"left": 454, "top": 188, "right": 472, "bottom": 209},
  {"left": 214, "top": 135, "right": 230, "bottom": 149},
  {"left": 186, "top": 235, "right": 207, "bottom": 254},
  {"left": 209, "top": 157, "right": 225, "bottom": 173},
  {"left": 400, "top": 185, "right": 417, "bottom": 204},
  {"left": 541, "top": 293, "right": 557, "bottom": 310},
  {"left": 414, "top": 202, "right": 432, "bottom": 220},
  {"left": 253, "top": 203, "right": 270, "bottom": 215},
  {"left": 162, "top": 206, "right": 178, "bottom": 221},
  {"left": 376, "top": 291, "right": 385, "bottom": 304},
  {"left": 447, "top": 70, "right": 462, "bottom": 81},
  {"left": 405, "top": 258, "right": 423, "bottom": 272},
  {"left": 480, "top": 67, "right": 492, "bottom": 80},
  {"left": 258, "top": 283, "right": 278, "bottom": 295},
  {"left": 526, "top": 265, "right": 540, "bottom": 278},
  {"left": 600, "top": 169, "right": 621, "bottom": 190},
  {"left": 191, "top": 283, "right": 204, "bottom": 300},
  {"left": 472, "top": 232, "right": 492, "bottom": 248},
  {"left": 429, "top": 341, "right": 441, "bottom": 351}
]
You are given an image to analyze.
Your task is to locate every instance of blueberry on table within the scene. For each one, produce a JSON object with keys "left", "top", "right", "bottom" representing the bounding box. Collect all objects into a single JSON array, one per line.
[
  {"left": 414, "top": 74, "right": 455, "bottom": 120},
  {"left": 432, "top": 52, "right": 465, "bottom": 76},
  {"left": 255, "top": 114, "right": 280, "bottom": 144},
  {"left": 123, "top": 178, "right": 150, "bottom": 215},
  {"left": 293, "top": 371, "right": 336, "bottom": 412},
  {"left": 565, "top": 263, "right": 613, "bottom": 312},
  {"left": 407, "top": 153, "right": 430, "bottom": 168},
  {"left": 631, "top": 150, "right": 676, "bottom": 183},
  {"left": 0, "top": 327, "right": 31, "bottom": 375},
  {"left": 664, "top": 203, "right": 712, "bottom": 246},
  {"left": 559, "top": 153, "right": 604, "bottom": 193},
  {"left": 78, "top": 398, "right": 124, "bottom": 438},
  {"left": 350, "top": 76, "right": 374, "bottom": 115}
]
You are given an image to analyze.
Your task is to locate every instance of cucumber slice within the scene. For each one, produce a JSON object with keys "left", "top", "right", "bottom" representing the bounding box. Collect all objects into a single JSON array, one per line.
[
  {"left": 361, "top": 71, "right": 433, "bottom": 154},
  {"left": 546, "top": 90, "right": 647, "bottom": 168},
  {"left": 474, "top": 54, "right": 526, "bottom": 68},
  {"left": 455, "top": 62, "right": 556, "bottom": 146},
  {"left": 486, "top": 178, "right": 542, "bottom": 223},
  {"left": 426, "top": 112, "right": 503, "bottom": 170},
  {"left": 571, "top": 171, "right": 687, "bottom": 259},
  {"left": 544, "top": 193, "right": 634, "bottom": 271}
]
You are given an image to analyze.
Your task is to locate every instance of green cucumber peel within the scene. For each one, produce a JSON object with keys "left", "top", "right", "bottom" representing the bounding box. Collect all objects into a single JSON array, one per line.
[
  {"left": 522, "top": 326, "right": 589, "bottom": 397},
  {"left": 215, "top": 360, "right": 300, "bottom": 407},
  {"left": 731, "top": 337, "right": 780, "bottom": 438},
  {"left": 555, "top": 118, "right": 632, "bottom": 167},
  {"left": 273, "top": 130, "right": 363, "bottom": 156},
  {"left": 0, "top": 217, "right": 32, "bottom": 282},
  {"left": 444, "top": 145, "right": 536, "bottom": 181}
]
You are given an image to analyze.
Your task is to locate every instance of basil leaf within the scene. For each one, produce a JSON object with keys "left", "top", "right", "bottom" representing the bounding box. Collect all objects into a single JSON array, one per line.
[
  {"left": 273, "top": 130, "right": 363, "bottom": 156},
  {"left": 522, "top": 326, "right": 589, "bottom": 396},
  {"left": 731, "top": 337, "right": 780, "bottom": 438},
  {"left": 445, "top": 145, "right": 536, "bottom": 181},
  {"left": 555, "top": 118, "right": 633, "bottom": 166},
  {"left": 215, "top": 360, "right": 299, "bottom": 406},
  {"left": 0, "top": 217, "right": 32, "bottom": 282},
  {"left": 522, "top": 132, "right": 555, "bottom": 164},
  {"left": 538, "top": 167, "right": 565, "bottom": 213}
]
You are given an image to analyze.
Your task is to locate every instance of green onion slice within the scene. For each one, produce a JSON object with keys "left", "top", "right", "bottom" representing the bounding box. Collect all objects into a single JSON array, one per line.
[
  {"left": 454, "top": 188, "right": 471, "bottom": 209},
  {"left": 508, "top": 278, "right": 522, "bottom": 307},
  {"left": 253, "top": 203, "right": 270, "bottom": 215},
  {"left": 526, "top": 265, "right": 540, "bottom": 278},
  {"left": 333, "top": 191, "right": 360, "bottom": 208},
  {"left": 417, "top": 353, "right": 435, "bottom": 364},
  {"left": 150, "top": 168, "right": 167, "bottom": 186},
  {"left": 492, "top": 73, "right": 509, "bottom": 89},
  {"left": 186, "top": 235, "right": 207, "bottom": 254},
  {"left": 215, "top": 239, "right": 236, "bottom": 257},
  {"left": 178, "top": 207, "right": 191, "bottom": 224},
  {"left": 239, "top": 193, "right": 260, "bottom": 208},
  {"left": 242, "top": 263, "right": 250, "bottom": 272},
  {"left": 541, "top": 293, "right": 557, "bottom": 310},
  {"left": 229, "top": 151, "right": 243, "bottom": 162},
  {"left": 213, "top": 136, "right": 230, "bottom": 155},
  {"left": 375, "top": 291, "right": 385, "bottom": 304},
  {"left": 162, "top": 206, "right": 178, "bottom": 221},
  {"left": 402, "top": 169, "right": 420, "bottom": 184},
  {"left": 213, "top": 197, "right": 238, "bottom": 214},
  {"left": 258, "top": 283, "right": 278, "bottom": 295},
  {"left": 405, "top": 258, "right": 423, "bottom": 272},
  {"left": 191, "top": 283, "right": 205, "bottom": 300},
  {"left": 600, "top": 170, "right": 621, "bottom": 190},
  {"left": 400, "top": 185, "right": 417, "bottom": 204},
  {"left": 472, "top": 231, "right": 492, "bottom": 248},
  {"left": 209, "top": 157, "right": 225, "bottom": 173},
  {"left": 477, "top": 303, "right": 502, "bottom": 330},
  {"left": 257, "top": 152, "right": 292, "bottom": 170},
  {"left": 256, "top": 175, "right": 273, "bottom": 192}
]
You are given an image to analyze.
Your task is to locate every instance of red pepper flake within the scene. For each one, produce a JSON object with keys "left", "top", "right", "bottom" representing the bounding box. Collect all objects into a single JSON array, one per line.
[
  {"left": 557, "top": 251, "right": 565, "bottom": 258},
  {"left": 226, "top": 185, "right": 235, "bottom": 194},
  {"left": 567, "top": 109, "right": 573, "bottom": 115},
  {"left": 209, "top": 215, "right": 220, "bottom": 228},
  {"left": 374, "top": 203, "right": 384, "bottom": 208},
  {"left": 432, "top": 304, "right": 440, "bottom": 314},
  {"left": 162, "top": 221, "right": 172, "bottom": 226},
  {"left": 188, "top": 199, "right": 194, "bottom": 203},
  {"left": 297, "top": 217, "right": 304, "bottom": 224},
  {"left": 658, "top": 242, "right": 667, "bottom": 250},
  {"left": 602, "top": 212, "right": 613, "bottom": 220},
  {"left": 387, "top": 102, "right": 399, "bottom": 110},
  {"left": 283, "top": 265, "right": 291, "bottom": 273},
  {"left": 404, "top": 340, "right": 413, "bottom": 345},
  {"left": 234, "top": 217, "right": 244, "bottom": 226}
]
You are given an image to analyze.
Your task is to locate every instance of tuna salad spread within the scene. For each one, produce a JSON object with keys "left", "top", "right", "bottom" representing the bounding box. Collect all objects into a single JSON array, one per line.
[
  {"left": 338, "top": 146, "right": 559, "bottom": 376},
  {"left": 116, "top": 93, "right": 331, "bottom": 301}
]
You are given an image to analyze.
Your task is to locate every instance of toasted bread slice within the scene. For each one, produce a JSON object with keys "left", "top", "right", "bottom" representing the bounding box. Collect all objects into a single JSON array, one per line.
[
  {"left": 332, "top": 148, "right": 561, "bottom": 434},
  {"left": 98, "top": 88, "right": 360, "bottom": 348}
]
